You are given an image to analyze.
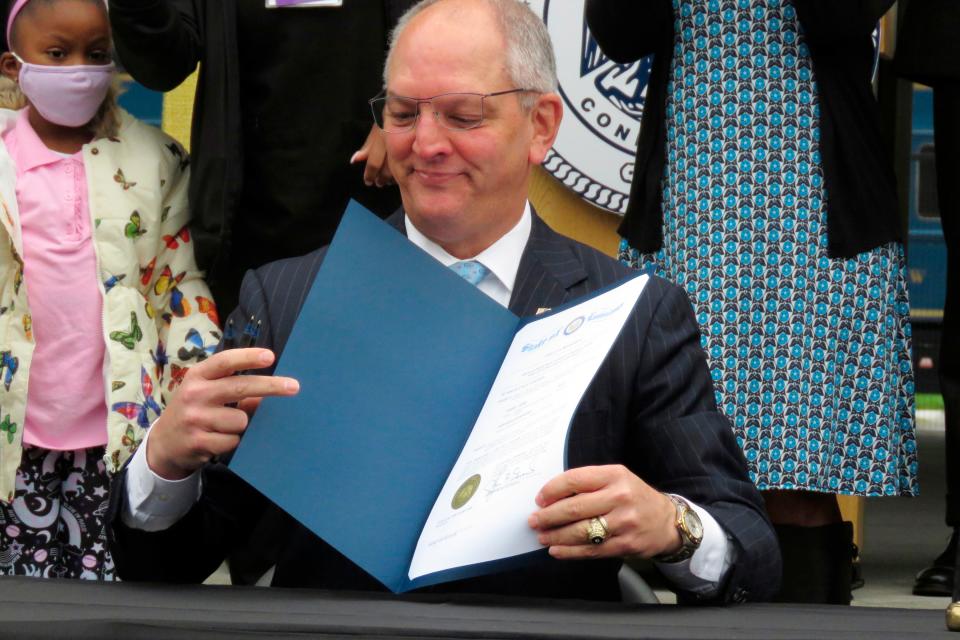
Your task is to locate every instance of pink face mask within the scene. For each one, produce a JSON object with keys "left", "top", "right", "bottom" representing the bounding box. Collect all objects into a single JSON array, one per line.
[{"left": 13, "top": 54, "right": 115, "bottom": 128}]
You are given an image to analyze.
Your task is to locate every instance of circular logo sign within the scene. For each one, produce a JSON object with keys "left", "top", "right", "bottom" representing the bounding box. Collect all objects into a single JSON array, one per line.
[
  {"left": 529, "top": 2, "right": 880, "bottom": 216},
  {"left": 530, "top": 0, "right": 649, "bottom": 215}
]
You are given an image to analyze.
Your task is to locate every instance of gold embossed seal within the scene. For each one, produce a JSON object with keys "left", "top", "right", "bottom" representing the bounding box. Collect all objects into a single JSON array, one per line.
[{"left": 451, "top": 474, "right": 481, "bottom": 510}]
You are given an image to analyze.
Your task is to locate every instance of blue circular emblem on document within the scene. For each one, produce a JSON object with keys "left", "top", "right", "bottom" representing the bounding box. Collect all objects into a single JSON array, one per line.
[{"left": 564, "top": 316, "right": 585, "bottom": 336}]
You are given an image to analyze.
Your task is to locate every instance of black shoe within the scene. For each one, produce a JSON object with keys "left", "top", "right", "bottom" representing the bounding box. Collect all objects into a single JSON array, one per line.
[{"left": 913, "top": 529, "right": 957, "bottom": 597}]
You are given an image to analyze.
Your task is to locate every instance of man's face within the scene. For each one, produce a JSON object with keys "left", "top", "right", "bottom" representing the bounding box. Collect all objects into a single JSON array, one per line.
[{"left": 383, "top": 1, "right": 559, "bottom": 258}]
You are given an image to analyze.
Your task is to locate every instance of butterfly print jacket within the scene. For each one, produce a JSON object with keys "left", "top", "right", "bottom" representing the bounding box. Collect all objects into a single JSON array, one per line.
[{"left": 0, "top": 108, "right": 220, "bottom": 503}]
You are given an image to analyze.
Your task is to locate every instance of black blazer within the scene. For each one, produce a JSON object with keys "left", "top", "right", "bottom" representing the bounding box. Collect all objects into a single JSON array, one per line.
[
  {"left": 109, "top": 212, "right": 780, "bottom": 604},
  {"left": 585, "top": 0, "right": 900, "bottom": 259}
]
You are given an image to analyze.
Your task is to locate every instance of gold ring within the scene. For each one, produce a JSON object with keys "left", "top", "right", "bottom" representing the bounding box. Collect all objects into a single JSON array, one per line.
[{"left": 586, "top": 516, "right": 608, "bottom": 545}]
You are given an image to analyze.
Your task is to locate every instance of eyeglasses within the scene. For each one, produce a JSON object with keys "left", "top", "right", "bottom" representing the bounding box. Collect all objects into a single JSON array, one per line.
[{"left": 369, "top": 89, "right": 534, "bottom": 133}]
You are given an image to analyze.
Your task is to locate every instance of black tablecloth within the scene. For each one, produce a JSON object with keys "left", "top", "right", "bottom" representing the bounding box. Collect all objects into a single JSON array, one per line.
[{"left": 0, "top": 577, "right": 948, "bottom": 639}]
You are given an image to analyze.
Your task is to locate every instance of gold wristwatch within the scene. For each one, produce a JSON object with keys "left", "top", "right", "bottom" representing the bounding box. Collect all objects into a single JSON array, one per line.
[{"left": 653, "top": 494, "right": 704, "bottom": 563}]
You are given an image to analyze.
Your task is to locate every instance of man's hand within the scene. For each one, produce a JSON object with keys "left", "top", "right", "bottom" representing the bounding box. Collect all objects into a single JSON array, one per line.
[
  {"left": 351, "top": 124, "right": 394, "bottom": 187},
  {"left": 146, "top": 348, "right": 300, "bottom": 480},
  {"left": 528, "top": 465, "right": 682, "bottom": 560}
]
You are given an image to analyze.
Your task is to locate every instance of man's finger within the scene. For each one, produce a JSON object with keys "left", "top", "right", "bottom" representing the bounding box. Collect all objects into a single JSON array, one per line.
[
  {"left": 198, "top": 406, "right": 252, "bottom": 436},
  {"left": 536, "top": 465, "right": 620, "bottom": 507},
  {"left": 529, "top": 490, "right": 612, "bottom": 531},
  {"left": 205, "top": 373, "right": 299, "bottom": 405},
  {"left": 191, "top": 348, "right": 276, "bottom": 381},
  {"left": 534, "top": 509, "right": 618, "bottom": 546},
  {"left": 545, "top": 536, "right": 633, "bottom": 561},
  {"left": 237, "top": 396, "right": 263, "bottom": 416},
  {"left": 194, "top": 431, "right": 246, "bottom": 461}
]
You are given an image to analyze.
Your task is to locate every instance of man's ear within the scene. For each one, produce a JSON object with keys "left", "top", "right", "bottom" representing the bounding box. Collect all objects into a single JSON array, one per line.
[
  {"left": 0, "top": 52, "right": 20, "bottom": 84},
  {"left": 527, "top": 92, "right": 562, "bottom": 165}
]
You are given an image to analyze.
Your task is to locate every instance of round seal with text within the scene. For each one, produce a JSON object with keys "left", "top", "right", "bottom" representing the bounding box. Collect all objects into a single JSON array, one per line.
[{"left": 528, "top": 0, "right": 649, "bottom": 215}]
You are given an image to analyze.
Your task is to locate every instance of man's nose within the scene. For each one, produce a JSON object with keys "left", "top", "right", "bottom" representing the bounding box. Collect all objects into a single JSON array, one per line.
[{"left": 412, "top": 108, "right": 452, "bottom": 158}]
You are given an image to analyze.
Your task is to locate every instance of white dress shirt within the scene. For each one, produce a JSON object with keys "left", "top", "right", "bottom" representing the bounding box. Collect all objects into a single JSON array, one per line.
[{"left": 123, "top": 202, "right": 733, "bottom": 595}]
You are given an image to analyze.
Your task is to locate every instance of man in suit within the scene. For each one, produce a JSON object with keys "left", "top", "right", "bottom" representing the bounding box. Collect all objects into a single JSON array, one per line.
[{"left": 109, "top": 0, "right": 780, "bottom": 604}]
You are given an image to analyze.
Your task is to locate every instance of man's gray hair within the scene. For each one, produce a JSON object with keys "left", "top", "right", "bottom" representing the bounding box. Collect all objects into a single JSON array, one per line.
[{"left": 384, "top": 0, "right": 558, "bottom": 108}]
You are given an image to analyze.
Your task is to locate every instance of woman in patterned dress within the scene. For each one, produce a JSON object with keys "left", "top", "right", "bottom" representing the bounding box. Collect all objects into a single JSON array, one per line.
[{"left": 587, "top": 0, "right": 916, "bottom": 603}]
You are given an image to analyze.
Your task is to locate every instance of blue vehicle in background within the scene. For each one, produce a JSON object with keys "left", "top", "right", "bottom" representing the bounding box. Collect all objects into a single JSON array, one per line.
[{"left": 906, "top": 85, "right": 947, "bottom": 394}]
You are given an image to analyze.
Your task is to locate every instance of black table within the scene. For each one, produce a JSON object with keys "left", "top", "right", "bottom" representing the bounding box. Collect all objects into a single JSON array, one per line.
[{"left": 0, "top": 577, "right": 949, "bottom": 639}]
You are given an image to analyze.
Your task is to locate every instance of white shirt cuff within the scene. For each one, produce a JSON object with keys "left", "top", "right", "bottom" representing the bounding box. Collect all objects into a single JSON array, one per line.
[
  {"left": 120, "top": 427, "right": 202, "bottom": 532},
  {"left": 653, "top": 499, "right": 735, "bottom": 596}
]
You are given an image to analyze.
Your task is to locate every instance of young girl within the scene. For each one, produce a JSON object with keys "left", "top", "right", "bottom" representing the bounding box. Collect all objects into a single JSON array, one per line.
[{"left": 0, "top": 0, "right": 219, "bottom": 579}]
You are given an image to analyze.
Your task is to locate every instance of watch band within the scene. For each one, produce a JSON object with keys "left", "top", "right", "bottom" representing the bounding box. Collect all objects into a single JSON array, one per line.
[{"left": 653, "top": 494, "right": 703, "bottom": 563}]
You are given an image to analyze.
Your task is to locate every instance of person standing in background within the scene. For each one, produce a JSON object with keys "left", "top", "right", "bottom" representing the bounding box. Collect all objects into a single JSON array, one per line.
[
  {"left": 586, "top": 0, "right": 916, "bottom": 604},
  {"left": 108, "top": 1, "right": 414, "bottom": 315},
  {"left": 897, "top": 0, "right": 960, "bottom": 599}
]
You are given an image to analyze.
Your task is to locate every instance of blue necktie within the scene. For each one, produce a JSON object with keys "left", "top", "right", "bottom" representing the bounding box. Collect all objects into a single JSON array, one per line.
[{"left": 449, "top": 260, "right": 490, "bottom": 286}]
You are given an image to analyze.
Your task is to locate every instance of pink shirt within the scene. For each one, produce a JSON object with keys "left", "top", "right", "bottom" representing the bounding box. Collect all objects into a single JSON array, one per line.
[{"left": 3, "top": 109, "right": 107, "bottom": 450}]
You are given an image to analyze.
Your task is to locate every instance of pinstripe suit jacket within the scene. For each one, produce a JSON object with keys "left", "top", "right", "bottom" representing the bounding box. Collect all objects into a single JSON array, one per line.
[{"left": 110, "top": 211, "right": 780, "bottom": 603}]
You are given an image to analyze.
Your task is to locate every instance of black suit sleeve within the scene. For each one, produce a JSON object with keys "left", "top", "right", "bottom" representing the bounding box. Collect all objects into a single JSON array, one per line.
[
  {"left": 584, "top": 0, "right": 673, "bottom": 63},
  {"left": 628, "top": 282, "right": 781, "bottom": 603},
  {"left": 109, "top": 0, "right": 204, "bottom": 92}
]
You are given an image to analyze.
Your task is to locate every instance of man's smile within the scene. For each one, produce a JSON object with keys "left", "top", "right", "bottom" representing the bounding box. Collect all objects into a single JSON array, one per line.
[{"left": 413, "top": 169, "right": 464, "bottom": 185}]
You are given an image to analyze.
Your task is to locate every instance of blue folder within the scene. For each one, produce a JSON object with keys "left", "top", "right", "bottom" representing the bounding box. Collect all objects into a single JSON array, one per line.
[
  {"left": 229, "top": 202, "right": 540, "bottom": 592},
  {"left": 230, "top": 202, "right": 639, "bottom": 592}
]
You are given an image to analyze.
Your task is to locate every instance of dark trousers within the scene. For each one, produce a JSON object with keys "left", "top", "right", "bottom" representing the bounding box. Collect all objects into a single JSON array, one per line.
[{"left": 934, "top": 83, "right": 960, "bottom": 527}]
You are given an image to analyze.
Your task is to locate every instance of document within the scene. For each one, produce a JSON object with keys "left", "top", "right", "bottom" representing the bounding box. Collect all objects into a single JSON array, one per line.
[
  {"left": 408, "top": 275, "right": 647, "bottom": 579},
  {"left": 229, "top": 202, "right": 649, "bottom": 592}
]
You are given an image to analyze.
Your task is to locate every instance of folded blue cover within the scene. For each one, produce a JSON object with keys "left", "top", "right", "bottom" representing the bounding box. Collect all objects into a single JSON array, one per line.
[{"left": 230, "top": 202, "right": 527, "bottom": 592}]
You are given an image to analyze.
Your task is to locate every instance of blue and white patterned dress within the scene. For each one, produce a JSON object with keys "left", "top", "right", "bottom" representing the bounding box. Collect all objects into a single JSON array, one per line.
[{"left": 620, "top": 0, "right": 918, "bottom": 496}]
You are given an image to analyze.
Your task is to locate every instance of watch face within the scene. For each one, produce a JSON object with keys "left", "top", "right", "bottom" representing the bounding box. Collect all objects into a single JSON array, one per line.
[{"left": 683, "top": 510, "right": 704, "bottom": 542}]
